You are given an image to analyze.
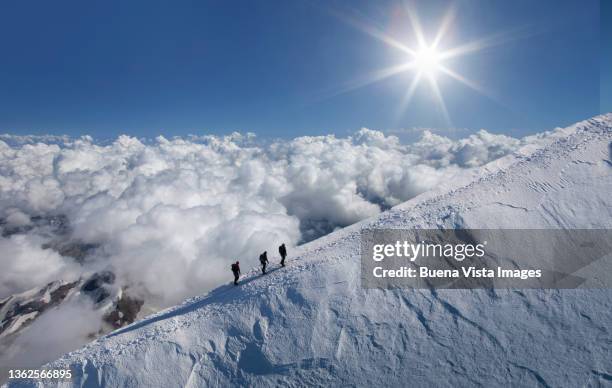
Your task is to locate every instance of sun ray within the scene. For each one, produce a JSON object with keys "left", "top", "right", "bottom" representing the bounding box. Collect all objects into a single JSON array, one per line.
[
  {"left": 427, "top": 73, "right": 451, "bottom": 125},
  {"left": 439, "top": 25, "right": 533, "bottom": 61},
  {"left": 322, "top": 62, "right": 418, "bottom": 99},
  {"left": 437, "top": 65, "right": 488, "bottom": 96},
  {"left": 432, "top": 6, "right": 455, "bottom": 50},
  {"left": 353, "top": 19, "right": 416, "bottom": 56},
  {"left": 327, "top": 7, "right": 416, "bottom": 56},
  {"left": 396, "top": 70, "right": 423, "bottom": 117},
  {"left": 438, "top": 37, "right": 497, "bottom": 60},
  {"left": 404, "top": 4, "right": 427, "bottom": 48},
  {"left": 438, "top": 65, "right": 509, "bottom": 109}
]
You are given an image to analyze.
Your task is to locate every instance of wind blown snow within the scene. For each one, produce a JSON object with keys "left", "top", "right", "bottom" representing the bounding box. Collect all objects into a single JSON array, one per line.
[{"left": 0, "top": 128, "right": 550, "bottom": 307}]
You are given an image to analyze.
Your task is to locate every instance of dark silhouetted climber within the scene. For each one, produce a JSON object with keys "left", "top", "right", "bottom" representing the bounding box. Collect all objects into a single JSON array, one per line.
[
  {"left": 231, "top": 261, "right": 241, "bottom": 285},
  {"left": 259, "top": 251, "right": 269, "bottom": 274},
  {"left": 279, "top": 243, "right": 287, "bottom": 267}
]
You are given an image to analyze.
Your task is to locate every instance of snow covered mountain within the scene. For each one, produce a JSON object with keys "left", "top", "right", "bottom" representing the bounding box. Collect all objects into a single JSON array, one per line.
[
  {"left": 0, "top": 272, "right": 143, "bottom": 344},
  {"left": 6, "top": 115, "right": 612, "bottom": 387},
  {"left": 0, "top": 271, "right": 145, "bottom": 384}
]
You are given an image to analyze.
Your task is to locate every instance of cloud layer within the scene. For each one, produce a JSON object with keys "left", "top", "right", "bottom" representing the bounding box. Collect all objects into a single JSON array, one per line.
[{"left": 0, "top": 128, "right": 544, "bottom": 307}]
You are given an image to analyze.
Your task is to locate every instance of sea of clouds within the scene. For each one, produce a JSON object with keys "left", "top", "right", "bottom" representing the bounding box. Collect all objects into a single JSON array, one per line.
[{"left": 0, "top": 127, "right": 558, "bottom": 308}]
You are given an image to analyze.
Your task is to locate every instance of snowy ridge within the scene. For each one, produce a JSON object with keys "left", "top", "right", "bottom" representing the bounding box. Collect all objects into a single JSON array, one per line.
[{"left": 6, "top": 115, "right": 612, "bottom": 387}]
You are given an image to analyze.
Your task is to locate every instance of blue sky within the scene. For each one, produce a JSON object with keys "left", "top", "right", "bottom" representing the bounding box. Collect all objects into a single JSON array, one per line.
[{"left": 0, "top": 0, "right": 602, "bottom": 139}]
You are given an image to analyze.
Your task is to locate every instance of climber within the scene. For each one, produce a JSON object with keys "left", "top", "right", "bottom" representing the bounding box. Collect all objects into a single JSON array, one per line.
[
  {"left": 279, "top": 243, "right": 287, "bottom": 267},
  {"left": 259, "top": 251, "right": 269, "bottom": 274},
  {"left": 231, "top": 261, "right": 241, "bottom": 285}
]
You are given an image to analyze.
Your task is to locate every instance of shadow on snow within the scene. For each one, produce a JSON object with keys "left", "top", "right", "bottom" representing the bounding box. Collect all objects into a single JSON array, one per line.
[{"left": 107, "top": 265, "right": 285, "bottom": 338}]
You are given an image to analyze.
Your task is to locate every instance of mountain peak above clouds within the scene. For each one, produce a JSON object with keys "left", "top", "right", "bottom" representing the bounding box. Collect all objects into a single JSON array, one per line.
[{"left": 5, "top": 115, "right": 612, "bottom": 387}]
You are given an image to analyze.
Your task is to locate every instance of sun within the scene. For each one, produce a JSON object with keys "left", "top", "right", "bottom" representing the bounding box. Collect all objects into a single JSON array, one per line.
[
  {"left": 413, "top": 46, "right": 441, "bottom": 75},
  {"left": 328, "top": 5, "right": 511, "bottom": 125}
]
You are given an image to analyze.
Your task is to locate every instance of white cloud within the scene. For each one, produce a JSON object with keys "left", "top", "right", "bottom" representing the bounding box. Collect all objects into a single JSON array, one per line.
[
  {"left": 0, "top": 298, "right": 104, "bottom": 378},
  {"left": 0, "top": 234, "right": 79, "bottom": 299}
]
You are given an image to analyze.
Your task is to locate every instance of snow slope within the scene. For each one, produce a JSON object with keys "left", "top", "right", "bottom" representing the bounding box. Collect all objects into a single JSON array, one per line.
[{"left": 6, "top": 115, "right": 612, "bottom": 387}]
